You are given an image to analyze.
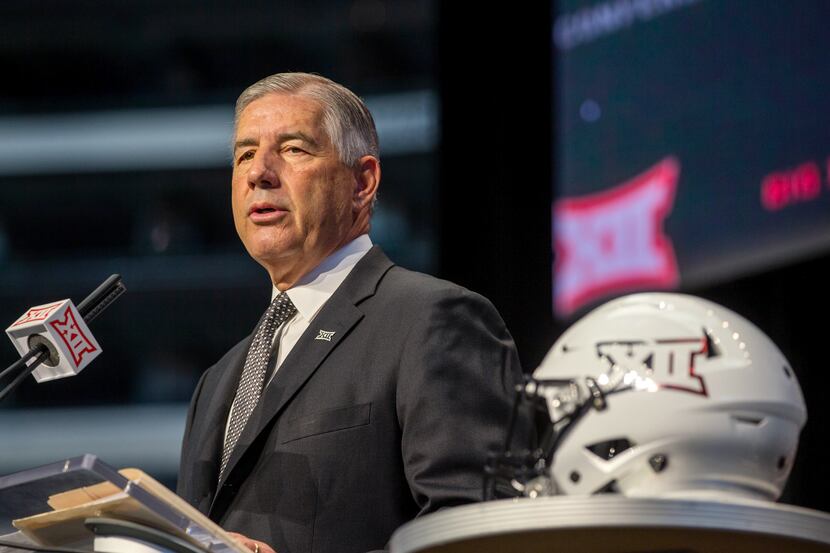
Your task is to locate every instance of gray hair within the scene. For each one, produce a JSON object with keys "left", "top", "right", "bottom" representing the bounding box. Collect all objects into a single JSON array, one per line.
[{"left": 234, "top": 72, "right": 380, "bottom": 167}]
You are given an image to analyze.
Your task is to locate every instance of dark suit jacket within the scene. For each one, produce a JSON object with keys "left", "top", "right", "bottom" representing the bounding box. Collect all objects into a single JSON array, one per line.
[{"left": 176, "top": 247, "right": 525, "bottom": 553}]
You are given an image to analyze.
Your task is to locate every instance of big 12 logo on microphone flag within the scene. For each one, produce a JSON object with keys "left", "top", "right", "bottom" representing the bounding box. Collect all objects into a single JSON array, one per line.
[
  {"left": 554, "top": 157, "right": 680, "bottom": 317},
  {"left": 6, "top": 299, "right": 101, "bottom": 382}
]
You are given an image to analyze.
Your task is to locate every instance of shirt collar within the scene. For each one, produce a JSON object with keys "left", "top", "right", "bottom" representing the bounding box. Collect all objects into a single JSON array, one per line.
[{"left": 271, "top": 234, "right": 373, "bottom": 323}]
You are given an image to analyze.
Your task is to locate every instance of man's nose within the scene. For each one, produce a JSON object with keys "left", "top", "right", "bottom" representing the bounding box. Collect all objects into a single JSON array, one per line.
[{"left": 247, "top": 151, "right": 280, "bottom": 189}]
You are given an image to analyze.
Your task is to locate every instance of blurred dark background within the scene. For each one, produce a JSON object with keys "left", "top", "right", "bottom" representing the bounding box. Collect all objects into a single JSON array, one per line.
[{"left": 0, "top": 0, "right": 827, "bottom": 516}]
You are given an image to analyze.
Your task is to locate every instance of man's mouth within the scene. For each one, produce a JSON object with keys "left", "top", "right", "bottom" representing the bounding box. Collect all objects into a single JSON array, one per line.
[{"left": 249, "top": 202, "right": 287, "bottom": 222}]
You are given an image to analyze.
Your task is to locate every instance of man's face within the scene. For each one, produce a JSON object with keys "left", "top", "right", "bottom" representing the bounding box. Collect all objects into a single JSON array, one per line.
[{"left": 231, "top": 93, "right": 357, "bottom": 282}]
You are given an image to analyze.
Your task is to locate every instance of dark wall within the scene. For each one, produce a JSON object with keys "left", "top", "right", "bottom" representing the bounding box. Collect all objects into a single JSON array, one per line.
[{"left": 437, "top": 2, "right": 559, "bottom": 370}]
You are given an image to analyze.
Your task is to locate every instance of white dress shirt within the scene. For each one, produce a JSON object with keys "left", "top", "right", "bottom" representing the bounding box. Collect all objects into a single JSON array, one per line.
[
  {"left": 268, "top": 234, "right": 373, "bottom": 383},
  {"left": 223, "top": 234, "right": 373, "bottom": 443}
]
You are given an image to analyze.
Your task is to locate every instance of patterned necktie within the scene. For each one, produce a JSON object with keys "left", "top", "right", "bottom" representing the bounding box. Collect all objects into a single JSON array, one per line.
[{"left": 219, "top": 292, "right": 297, "bottom": 481}]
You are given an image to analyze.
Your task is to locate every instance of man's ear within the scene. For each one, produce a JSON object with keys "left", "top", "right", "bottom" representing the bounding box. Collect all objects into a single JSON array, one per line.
[{"left": 353, "top": 155, "right": 381, "bottom": 211}]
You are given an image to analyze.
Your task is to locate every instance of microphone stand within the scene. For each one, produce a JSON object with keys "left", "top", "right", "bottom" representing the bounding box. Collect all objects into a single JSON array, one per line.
[{"left": 0, "top": 274, "right": 126, "bottom": 402}]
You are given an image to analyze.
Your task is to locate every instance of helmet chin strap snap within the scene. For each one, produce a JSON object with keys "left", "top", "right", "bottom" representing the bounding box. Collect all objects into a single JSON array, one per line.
[{"left": 585, "top": 377, "right": 608, "bottom": 411}]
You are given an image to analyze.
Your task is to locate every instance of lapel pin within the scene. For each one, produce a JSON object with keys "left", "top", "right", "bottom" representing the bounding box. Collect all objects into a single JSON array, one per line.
[{"left": 315, "top": 329, "right": 336, "bottom": 341}]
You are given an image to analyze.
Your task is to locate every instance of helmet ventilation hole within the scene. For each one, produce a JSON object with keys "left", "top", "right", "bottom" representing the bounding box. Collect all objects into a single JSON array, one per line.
[
  {"left": 586, "top": 438, "right": 634, "bottom": 460},
  {"left": 732, "top": 415, "right": 764, "bottom": 426}
]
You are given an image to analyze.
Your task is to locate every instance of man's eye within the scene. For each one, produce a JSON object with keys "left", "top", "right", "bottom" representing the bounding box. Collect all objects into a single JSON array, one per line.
[
  {"left": 237, "top": 150, "right": 255, "bottom": 164},
  {"left": 284, "top": 146, "right": 306, "bottom": 155}
]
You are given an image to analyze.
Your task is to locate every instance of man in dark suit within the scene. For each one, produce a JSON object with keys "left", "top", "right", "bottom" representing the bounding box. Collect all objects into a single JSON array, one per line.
[{"left": 176, "top": 72, "right": 526, "bottom": 553}]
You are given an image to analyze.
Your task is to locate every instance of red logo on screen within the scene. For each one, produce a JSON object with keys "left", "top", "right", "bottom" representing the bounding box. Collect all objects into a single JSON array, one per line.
[
  {"left": 49, "top": 306, "right": 98, "bottom": 367},
  {"left": 10, "top": 302, "right": 64, "bottom": 328},
  {"left": 760, "top": 161, "right": 822, "bottom": 211},
  {"left": 596, "top": 336, "right": 708, "bottom": 397},
  {"left": 554, "top": 157, "right": 679, "bottom": 317}
]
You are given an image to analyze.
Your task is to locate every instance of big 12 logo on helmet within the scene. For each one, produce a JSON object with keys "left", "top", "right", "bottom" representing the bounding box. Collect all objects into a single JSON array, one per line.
[{"left": 595, "top": 335, "right": 709, "bottom": 396}]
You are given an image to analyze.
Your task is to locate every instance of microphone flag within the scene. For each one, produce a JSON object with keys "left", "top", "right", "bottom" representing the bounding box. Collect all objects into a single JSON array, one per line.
[{"left": 5, "top": 299, "right": 101, "bottom": 382}]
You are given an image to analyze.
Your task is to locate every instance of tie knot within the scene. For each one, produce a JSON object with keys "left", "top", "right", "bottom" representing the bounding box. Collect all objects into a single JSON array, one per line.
[
  {"left": 250, "top": 293, "right": 297, "bottom": 348},
  {"left": 268, "top": 292, "right": 297, "bottom": 327}
]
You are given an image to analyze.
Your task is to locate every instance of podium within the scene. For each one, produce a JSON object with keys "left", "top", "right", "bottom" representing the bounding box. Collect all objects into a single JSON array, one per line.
[
  {"left": 0, "top": 455, "right": 247, "bottom": 553},
  {"left": 389, "top": 495, "right": 830, "bottom": 553}
]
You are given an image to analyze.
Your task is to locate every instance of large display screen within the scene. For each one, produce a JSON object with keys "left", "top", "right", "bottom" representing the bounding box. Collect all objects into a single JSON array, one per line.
[{"left": 552, "top": 0, "right": 830, "bottom": 317}]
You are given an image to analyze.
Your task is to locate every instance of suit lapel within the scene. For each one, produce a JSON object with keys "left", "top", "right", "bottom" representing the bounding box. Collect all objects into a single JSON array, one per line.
[
  {"left": 210, "top": 246, "right": 395, "bottom": 515},
  {"left": 186, "top": 333, "right": 252, "bottom": 508}
]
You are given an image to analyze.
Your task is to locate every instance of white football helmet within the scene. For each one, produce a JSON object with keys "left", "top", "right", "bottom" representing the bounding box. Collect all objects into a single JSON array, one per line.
[{"left": 532, "top": 292, "right": 806, "bottom": 502}]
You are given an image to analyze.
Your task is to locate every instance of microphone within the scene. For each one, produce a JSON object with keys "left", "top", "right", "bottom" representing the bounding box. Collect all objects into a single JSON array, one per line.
[{"left": 0, "top": 274, "right": 126, "bottom": 401}]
